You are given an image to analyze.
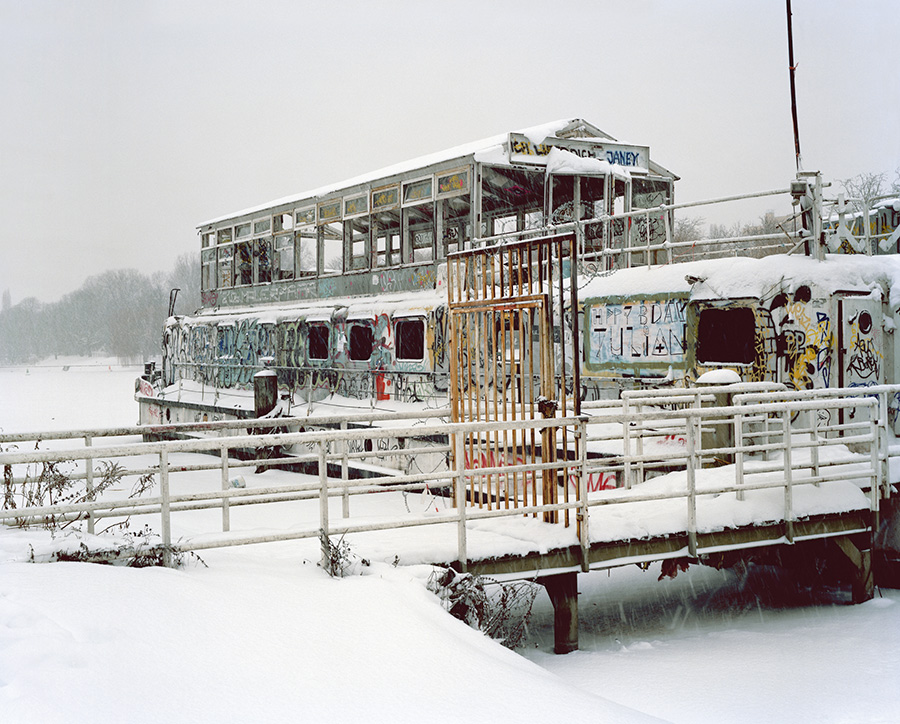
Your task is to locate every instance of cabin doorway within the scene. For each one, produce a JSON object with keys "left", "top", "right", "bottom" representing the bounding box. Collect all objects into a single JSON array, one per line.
[{"left": 837, "top": 293, "right": 884, "bottom": 427}]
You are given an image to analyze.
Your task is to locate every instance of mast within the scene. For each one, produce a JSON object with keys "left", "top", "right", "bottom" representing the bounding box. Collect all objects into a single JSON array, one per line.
[{"left": 786, "top": 0, "right": 802, "bottom": 171}]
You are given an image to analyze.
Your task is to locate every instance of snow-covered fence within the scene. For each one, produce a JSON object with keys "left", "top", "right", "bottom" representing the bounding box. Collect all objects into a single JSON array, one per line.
[{"left": 0, "top": 389, "right": 887, "bottom": 569}]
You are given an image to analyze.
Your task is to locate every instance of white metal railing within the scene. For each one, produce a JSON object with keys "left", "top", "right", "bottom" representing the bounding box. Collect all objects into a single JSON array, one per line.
[
  {"left": 1, "top": 389, "right": 887, "bottom": 570},
  {"left": 471, "top": 186, "right": 800, "bottom": 269}
]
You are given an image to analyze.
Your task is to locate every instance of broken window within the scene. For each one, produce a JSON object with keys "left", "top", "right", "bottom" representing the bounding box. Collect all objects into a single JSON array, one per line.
[
  {"left": 218, "top": 246, "right": 233, "bottom": 288},
  {"left": 274, "top": 234, "right": 293, "bottom": 281},
  {"left": 346, "top": 217, "right": 370, "bottom": 271},
  {"left": 308, "top": 324, "right": 330, "bottom": 360},
  {"left": 580, "top": 176, "right": 606, "bottom": 255},
  {"left": 696, "top": 307, "right": 756, "bottom": 365},
  {"left": 438, "top": 194, "right": 471, "bottom": 257},
  {"left": 296, "top": 223, "right": 317, "bottom": 277},
  {"left": 273, "top": 212, "right": 293, "bottom": 233},
  {"left": 374, "top": 210, "right": 401, "bottom": 268},
  {"left": 404, "top": 203, "right": 434, "bottom": 263},
  {"left": 349, "top": 324, "right": 374, "bottom": 361},
  {"left": 395, "top": 318, "right": 425, "bottom": 360},
  {"left": 255, "top": 236, "right": 272, "bottom": 284},
  {"left": 318, "top": 200, "right": 343, "bottom": 274},
  {"left": 481, "top": 166, "right": 544, "bottom": 237},
  {"left": 201, "top": 249, "right": 216, "bottom": 291},
  {"left": 321, "top": 223, "right": 343, "bottom": 274},
  {"left": 234, "top": 241, "right": 252, "bottom": 286}
]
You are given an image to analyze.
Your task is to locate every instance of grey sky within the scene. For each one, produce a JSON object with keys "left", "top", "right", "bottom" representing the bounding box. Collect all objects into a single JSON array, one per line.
[{"left": 2, "top": 0, "right": 898, "bottom": 305}]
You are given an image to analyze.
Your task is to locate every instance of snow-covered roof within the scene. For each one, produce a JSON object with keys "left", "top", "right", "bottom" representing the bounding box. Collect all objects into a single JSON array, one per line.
[
  {"left": 580, "top": 253, "right": 900, "bottom": 312},
  {"left": 200, "top": 118, "right": 673, "bottom": 228},
  {"left": 186, "top": 286, "right": 446, "bottom": 325}
]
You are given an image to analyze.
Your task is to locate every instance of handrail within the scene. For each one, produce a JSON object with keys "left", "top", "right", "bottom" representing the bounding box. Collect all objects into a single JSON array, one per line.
[{"left": 1, "top": 390, "right": 887, "bottom": 571}]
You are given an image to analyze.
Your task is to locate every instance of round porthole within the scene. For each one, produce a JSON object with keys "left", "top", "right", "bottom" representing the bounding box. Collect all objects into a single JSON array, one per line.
[{"left": 859, "top": 311, "right": 872, "bottom": 335}]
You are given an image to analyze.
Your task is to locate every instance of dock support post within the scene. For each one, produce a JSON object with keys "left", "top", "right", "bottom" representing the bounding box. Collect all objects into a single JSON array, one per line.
[
  {"left": 254, "top": 370, "right": 278, "bottom": 417},
  {"left": 539, "top": 572, "right": 579, "bottom": 654},
  {"left": 834, "top": 534, "right": 874, "bottom": 604}
]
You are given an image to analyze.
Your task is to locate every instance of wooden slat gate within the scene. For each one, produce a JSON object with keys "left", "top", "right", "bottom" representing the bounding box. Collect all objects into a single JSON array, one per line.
[{"left": 447, "top": 234, "right": 580, "bottom": 526}]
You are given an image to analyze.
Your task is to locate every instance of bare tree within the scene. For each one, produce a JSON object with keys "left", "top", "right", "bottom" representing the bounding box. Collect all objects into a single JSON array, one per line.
[
  {"left": 841, "top": 172, "right": 888, "bottom": 215},
  {"left": 673, "top": 215, "right": 705, "bottom": 244}
]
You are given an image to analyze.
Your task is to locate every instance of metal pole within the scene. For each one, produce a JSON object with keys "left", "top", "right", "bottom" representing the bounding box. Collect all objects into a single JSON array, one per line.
[
  {"left": 319, "top": 442, "right": 329, "bottom": 567},
  {"left": 783, "top": 412, "right": 794, "bottom": 544},
  {"left": 685, "top": 411, "right": 697, "bottom": 557},
  {"left": 735, "top": 411, "right": 745, "bottom": 502},
  {"left": 160, "top": 448, "right": 172, "bottom": 567},
  {"left": 341, "top": 421, "right": 350, "bottom": 518},
  {"left": 577, "top": 418, "right": 590, "bottom": 572},
  {"left": 454, "top": 430, "right": 468, "bottom": 572},
  {"left": 220, "top": 436, "right": 230, "bottom": 532},
  {"left": 84, "top": 434, "right": 95, "bottom": 535}
]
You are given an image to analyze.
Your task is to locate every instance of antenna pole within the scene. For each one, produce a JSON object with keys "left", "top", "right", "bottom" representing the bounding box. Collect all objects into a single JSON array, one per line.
[{"left": 786, "top": 0, "right": 802, "bottom": 171}]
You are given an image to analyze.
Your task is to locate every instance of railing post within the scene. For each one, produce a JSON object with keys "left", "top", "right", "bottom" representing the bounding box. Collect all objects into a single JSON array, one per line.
[
  {"left": 84, "top": 434, "right": 95, "bottom": 535},
  {"left": 159, "top": 448, "right": 172, "bottom": 567},
  {"left": 454, "top": 430, "right": 468, "bottom": 572},
  {"left": 879, "top": 392, "right": 890, "bottom": 500},
  {"left": 341, "top": 421, "right": 350, "bottom": 518},
  {"left": 220, "top": 435, "right": 230, "bottom": 533},
  {"left": 870, "top": 405, "right": 881, "bottom": 526},
  {"left": 319, "top": 441, "right": 329, "bottom": 567},
  {"left": 635, "top": 400, "right": 645, "bottom": 486},
  {"left": 782, "top": 412, "right": 794, "bottom": 544},
  {"left": 734, "top": 407, "right": 745, "bottom": 502},
  {"left": 811, "top": 406, "right": 820, "bottom": 485},
  {"left": 685, "top": 410, "right": 697, "bottom": 558},
  {"left": 577, "top": 417, "right": 590, "bottom": 572},
  {"left": 663, "top": 205, "right": 673, "bottom": 265},
  {"left": 622, "top": 397, "right": 632, "bottom": 489}
]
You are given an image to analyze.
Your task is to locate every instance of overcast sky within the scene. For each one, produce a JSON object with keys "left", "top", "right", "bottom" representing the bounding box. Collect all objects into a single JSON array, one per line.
[{"left": 2, "top": 0, "right": 898, "bottom": 305}]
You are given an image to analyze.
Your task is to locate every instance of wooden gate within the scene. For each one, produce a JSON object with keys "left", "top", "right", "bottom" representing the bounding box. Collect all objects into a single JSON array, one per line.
[{"left": 447, "top": 234, "right": 580, "bottom": 525}]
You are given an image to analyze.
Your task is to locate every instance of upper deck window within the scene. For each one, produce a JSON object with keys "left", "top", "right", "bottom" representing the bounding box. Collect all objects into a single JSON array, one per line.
[
  {"left": 372, "top": 185, "right": 400, "bottom": 211},
  {"left": 273, "top": 212, "right": 293, "bottom": 233},
  {"left": 481, "top": 166, "right": 544, "bottom": 236},
  {"left": 436, "top": 168, "right": 469, "bottom": 198},
  {"left": 318, "top": 200, "right": 343, "bottom": 275},
  {"left": 403, "top": 177, "right": 433, "bottom": 206},
  {"left": 235, "top": 223, "right": 251, "bottom": 239},
  {"left": 295, "top": 207, "right": 316, "bottom": 227},
  {"left": 217, "top": 228, "right": 233, "bottom": 245},
  {"left": 344, "top": 195, "right": 368, "bottom": 217},
  {"left": 439, "top": 193, "right": 471, "bottom": 256},
  {"left": 404, "top": 204, "right": 434, "bottom": 264},
  {"left": 255, "top": 236, "right": 272, "bottom": 284},
  {"left": 346, "top": 217, "right": 370, "bottom": 271},
  {"left": 201, "top": 249, "right": 216, "bottom": 291},
  {"left": 234, "top": 242, "right": 252, "bottom": 286},
  {"left": 218, "top": 246, "right": 234, "bottom": 288},
  {"left": 375, "top": 210, "right": 401, "bottom": 268},
  {"left": 254, "top": 218, "right": 271, "bottom": 235},
  {"left": 274, "top": 234, "right": 294, "bottom": 281}
]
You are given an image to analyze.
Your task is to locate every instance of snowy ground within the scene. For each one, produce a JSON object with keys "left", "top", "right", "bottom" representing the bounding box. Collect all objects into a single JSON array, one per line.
[{"left": 2, "top": 361, "right": 899, "bottom": 723}]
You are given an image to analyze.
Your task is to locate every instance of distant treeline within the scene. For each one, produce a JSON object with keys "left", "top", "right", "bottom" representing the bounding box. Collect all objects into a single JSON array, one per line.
[{"left": 0, "top": 254, "right": 200, "bottom": 365}]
